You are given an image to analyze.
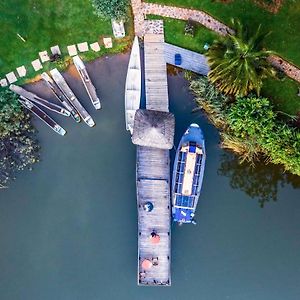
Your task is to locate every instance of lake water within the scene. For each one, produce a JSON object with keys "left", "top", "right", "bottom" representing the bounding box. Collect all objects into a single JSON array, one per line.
[{"left": 0, "top": 54, "right": 299, "bottom": 300}]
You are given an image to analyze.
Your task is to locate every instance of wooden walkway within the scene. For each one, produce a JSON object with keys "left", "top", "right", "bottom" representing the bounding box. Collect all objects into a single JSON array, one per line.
[
  {"left": 164, "top": 43, "right": 210, "bottom": 75},
  {"left": 144, "top": 26, "right": 169, "bottom": 112},
  {"left": 137, "top": 22, "right": 171, "bottom": 286}
]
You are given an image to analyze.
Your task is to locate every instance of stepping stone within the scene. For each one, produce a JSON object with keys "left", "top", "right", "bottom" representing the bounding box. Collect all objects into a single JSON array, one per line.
[
  {"left": 39, "top": 50, "right": 50, "bottom": 63},
  {"left": 67, "top": 45, "right": 77, "bottom": 56},
  {"left": 0, "top": 78, "right": 8, "bottom": 87},
  {"left": 50, "top": 45, "right": 61, "bottom": 55},
  {"left": 77, "top": 42, "right": 89, "bottom": 52},
  {"left": 103, "top": 37, "right": 113, "bottom": 49},
  {"left": 6, "top": 72, "right": 17, "bottom": 84},
  {"left": 90, "top": 42, "right": 100, "bottom": 52},
  {"left": 31, "top": 59, "right": 43, "bottom": 71},
  {"left": 16, "top": 66, "right": 27, "bottom": 77}
]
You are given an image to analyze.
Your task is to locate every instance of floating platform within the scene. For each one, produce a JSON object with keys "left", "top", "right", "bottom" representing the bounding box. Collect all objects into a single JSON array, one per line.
[
  {"left": 49, "top": 68, "right": 95, "bottom": 127},
  {"left": 9, "top": 84, "right": 70, "bottom": 117},
  {"left": 18, "top": 97, "right": 66, "bottom": 136},
  {"left": 41, "top": 72, "right": 81, "bottom": 123},
  {"left": 73, "top": 55, "right": 101, "bottom": 110}
]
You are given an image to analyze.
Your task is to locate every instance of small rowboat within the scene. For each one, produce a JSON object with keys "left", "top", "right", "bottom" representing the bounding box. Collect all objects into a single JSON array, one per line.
[{"left": 125, "top": 36, "right": 141, "bottom": 134}]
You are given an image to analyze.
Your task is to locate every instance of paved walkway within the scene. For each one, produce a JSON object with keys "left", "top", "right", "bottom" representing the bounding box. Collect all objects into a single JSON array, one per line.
[{"left": 131, "top": 0, "right": 300, "bottom": 84}]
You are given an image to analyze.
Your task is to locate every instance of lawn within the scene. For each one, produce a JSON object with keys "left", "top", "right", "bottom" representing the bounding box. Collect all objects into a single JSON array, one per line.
[
  {"left": 147, "top": 1, "right": 300, "bottom": 115},
  {"left": 147, "top": 0, "right": 300, "bottom": 67},
  {"left": 0, "top": 0, "right": 132, "bottom": 80}
]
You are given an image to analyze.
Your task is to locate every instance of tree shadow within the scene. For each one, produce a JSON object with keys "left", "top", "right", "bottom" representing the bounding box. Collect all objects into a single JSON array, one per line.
[{"left": 218, "top": 151, "right": 300, "bottom": 207}]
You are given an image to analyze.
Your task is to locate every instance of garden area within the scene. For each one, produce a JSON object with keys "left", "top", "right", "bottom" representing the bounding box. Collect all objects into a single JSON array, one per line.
[
  {"left": 147, "top": 0, "right": 300, "bottom": 115},
  {"left": 0, "top": 0, "right": 132, "bottom": 81}
]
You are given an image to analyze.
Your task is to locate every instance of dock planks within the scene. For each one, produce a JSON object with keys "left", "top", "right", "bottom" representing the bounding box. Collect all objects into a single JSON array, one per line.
[
  {"left": 164, "top": 43, "right": 210, "bottom": 75},
  {"left": 136, "top": 26, "right": 171, "bottom": 286}
]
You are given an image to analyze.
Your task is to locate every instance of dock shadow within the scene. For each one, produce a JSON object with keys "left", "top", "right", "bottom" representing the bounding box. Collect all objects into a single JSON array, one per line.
[{"left": 217, "top": 152, "right": 300, "bottom": 207}]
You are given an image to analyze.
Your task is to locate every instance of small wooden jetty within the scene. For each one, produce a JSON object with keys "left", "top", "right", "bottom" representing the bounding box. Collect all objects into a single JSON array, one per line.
[
  {"left": 164, "top": 42, "right": 210, "bottom": 75},
  {"left": 41, "top": 72, "right": 81, "bottom": 123},
  {"left": 133, "top": 21, "right": 174, "bottom": 287},
  {"left": 18, "top": 97, "right": 66, "bottom": 136},
  {"left": 9, "top": 84, "right": 70, "bottom": 117},
  {"left": 50, "top": 68, "right": 95, "bottom": 127},
  {"left": 73, "top": 55, "right": 101, "bottom": 110}
]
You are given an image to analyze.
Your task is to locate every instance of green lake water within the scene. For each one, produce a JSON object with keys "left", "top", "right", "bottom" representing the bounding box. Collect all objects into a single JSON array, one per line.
[{"left": 0, "top": 54, "right": 299, "bottom": 300}]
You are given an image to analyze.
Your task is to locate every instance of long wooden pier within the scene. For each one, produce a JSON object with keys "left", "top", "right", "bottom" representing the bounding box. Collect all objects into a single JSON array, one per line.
[
  {"left": 164, "top": 42, "right": 210, "bottom": 75},
  {"left": 135, "top": 20, "right": 172, "bottom": 286}
]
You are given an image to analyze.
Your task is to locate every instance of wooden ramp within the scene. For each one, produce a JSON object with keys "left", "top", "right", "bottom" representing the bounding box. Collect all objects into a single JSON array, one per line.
[
  {"left": 144, "top": 31, "right": 169, "bottom": 112},
  {"left": 136, "top": 23, "right": 171, "bottom": 286},
  {"left": 164, "top": 43, "right": 210, "bottom": 75}
]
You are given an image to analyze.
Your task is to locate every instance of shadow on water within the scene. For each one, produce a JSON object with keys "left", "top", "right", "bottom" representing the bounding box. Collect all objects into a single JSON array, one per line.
[{"left": 218, "top": 151, "right": 300, "bottom": 207}]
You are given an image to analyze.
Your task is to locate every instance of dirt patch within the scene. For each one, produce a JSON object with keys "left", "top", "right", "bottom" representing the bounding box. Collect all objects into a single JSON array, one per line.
[{"left": 253, "top": 0, "right": 283, "bottom": 13}]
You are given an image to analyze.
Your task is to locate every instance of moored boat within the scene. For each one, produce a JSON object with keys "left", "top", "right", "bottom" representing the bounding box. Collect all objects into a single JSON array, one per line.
[
  {"left": 72, "top": 55, "right": 101, "bottom": 110},
  {"left": 125, "top": 36, "right": 141, "bottom": 134},
  {"left": 171, "top": 124, "right": 206, "bottom": 224},
  {"left": 18, "top": 97, "right": 66, "bottom": 136}
]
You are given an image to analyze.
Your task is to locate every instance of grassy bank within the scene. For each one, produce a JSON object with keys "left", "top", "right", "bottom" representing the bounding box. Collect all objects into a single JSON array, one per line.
[
  {"left": 147, "top": 0, "right": 300, "bottom": 66},
  {"left": 147, "top": 9, "right": 300, "bottom": 115},
  {"left": 0, "top": 0, "right": 133, "bottom": 81}
]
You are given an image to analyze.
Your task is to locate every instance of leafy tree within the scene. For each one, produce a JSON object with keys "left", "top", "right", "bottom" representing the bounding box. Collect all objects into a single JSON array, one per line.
[
  {"left": 206, "top": 19, "right": 276, "bottom": 96},
  {"left": 190, "top": 77, "right": 300, "bottom": 176},
  {"left": 0, "top": 90, "right": 39, "bottom": 187},
  {"left": 90, "top": 0, "right": 130, "bottom": 21}
]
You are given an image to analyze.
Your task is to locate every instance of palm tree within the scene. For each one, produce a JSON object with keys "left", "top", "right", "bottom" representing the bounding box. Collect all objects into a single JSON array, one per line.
[{"left": 206, "top": 19, "right": 276, "bottom": 97}]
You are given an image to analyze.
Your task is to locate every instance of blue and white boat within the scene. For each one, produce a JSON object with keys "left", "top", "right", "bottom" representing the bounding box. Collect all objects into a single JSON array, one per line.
[{"left": 172, "top": 124, "right": 206, "bottom": 224}]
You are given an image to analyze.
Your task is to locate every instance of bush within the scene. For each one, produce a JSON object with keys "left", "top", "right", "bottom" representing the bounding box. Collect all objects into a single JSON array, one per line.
[
  {"left": 0, "top": 90, "right": 39, "bottom": 187},
  {"left": 190, "top": 77, "right": 300, "bottom": 176},
  {"left": 90, "top": 0, "right": 130, "bottom": 21}
]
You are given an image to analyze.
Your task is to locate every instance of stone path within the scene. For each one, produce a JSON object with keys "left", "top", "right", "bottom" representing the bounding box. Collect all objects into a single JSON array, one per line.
[{"left": 131, "top": 0, "right": 300, "bottom": 84}]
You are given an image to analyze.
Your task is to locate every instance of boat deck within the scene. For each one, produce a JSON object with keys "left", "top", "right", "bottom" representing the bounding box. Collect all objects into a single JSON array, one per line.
[
  {"left": 164, "top": 42, "right": 210, "bottom": 75},
  {"left": 136, "top": 23, "right": 171, "bottom": 286}
]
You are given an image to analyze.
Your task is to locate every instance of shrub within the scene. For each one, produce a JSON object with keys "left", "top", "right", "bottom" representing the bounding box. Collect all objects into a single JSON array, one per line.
[
  {"left": 190, "top": 77, "right": 300, "bottom": 176},
  {"left": 90, "top": 0, "right": 130, "bottom": 21},
  {"left": 0, "top": 90, "right": 39, "bottom": 187}
]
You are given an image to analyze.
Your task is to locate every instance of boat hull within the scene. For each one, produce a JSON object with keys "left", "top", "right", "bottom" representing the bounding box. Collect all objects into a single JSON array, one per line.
[
  {"left": 171, "top": 124, "right": 206, "bottom": 224},
  {"left": 125, "top": 36, "right": 141, "bottom": 134}
]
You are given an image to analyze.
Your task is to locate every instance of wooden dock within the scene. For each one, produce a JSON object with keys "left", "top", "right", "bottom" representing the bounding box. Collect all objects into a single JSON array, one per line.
[
  {"left": 136, "top": 21, "right": 171, "bottom": 286},
  {"left": 164, "top": 42, "right": 210, "bottom": 75}
]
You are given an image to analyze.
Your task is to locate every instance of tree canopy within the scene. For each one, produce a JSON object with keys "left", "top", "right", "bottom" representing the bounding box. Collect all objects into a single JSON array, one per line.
[{"left": 206, "top": 19, "right": 276, "bottom": 97}]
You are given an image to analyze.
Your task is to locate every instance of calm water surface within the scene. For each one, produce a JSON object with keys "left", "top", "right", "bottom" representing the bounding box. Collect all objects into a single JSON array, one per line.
[{"left": 0, "top": 54, "right": 299, "bottom": 300}]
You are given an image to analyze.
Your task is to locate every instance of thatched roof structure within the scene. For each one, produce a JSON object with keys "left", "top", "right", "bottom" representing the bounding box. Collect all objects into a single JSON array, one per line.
[{"left": 132, "top": 109, "right": 175, "bottom": 149}]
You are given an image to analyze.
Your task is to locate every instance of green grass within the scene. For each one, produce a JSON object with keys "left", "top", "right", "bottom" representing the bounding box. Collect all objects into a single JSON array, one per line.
[
  {"left": 147, "top": 0, "right": 300, "bottom": 66},
  {"left": 147, "top": 1, "right": 300, "bottom": 115},
  {"left": 0, "top": 0, "right": 132, "bottom": 80},
  {"left": 148, "top": 16, "right": 218, "bottom": 53}
]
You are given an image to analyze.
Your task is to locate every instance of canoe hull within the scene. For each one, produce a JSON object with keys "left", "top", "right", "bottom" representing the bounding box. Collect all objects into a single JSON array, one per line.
[{"left": 125, "top": 36, "right": 141, "bottom": 134}]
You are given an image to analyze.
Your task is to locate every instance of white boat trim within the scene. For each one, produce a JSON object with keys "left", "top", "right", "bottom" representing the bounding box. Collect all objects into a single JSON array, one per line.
[{"left": 125, "top": 36, "right": 141, "bottom": 134}]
